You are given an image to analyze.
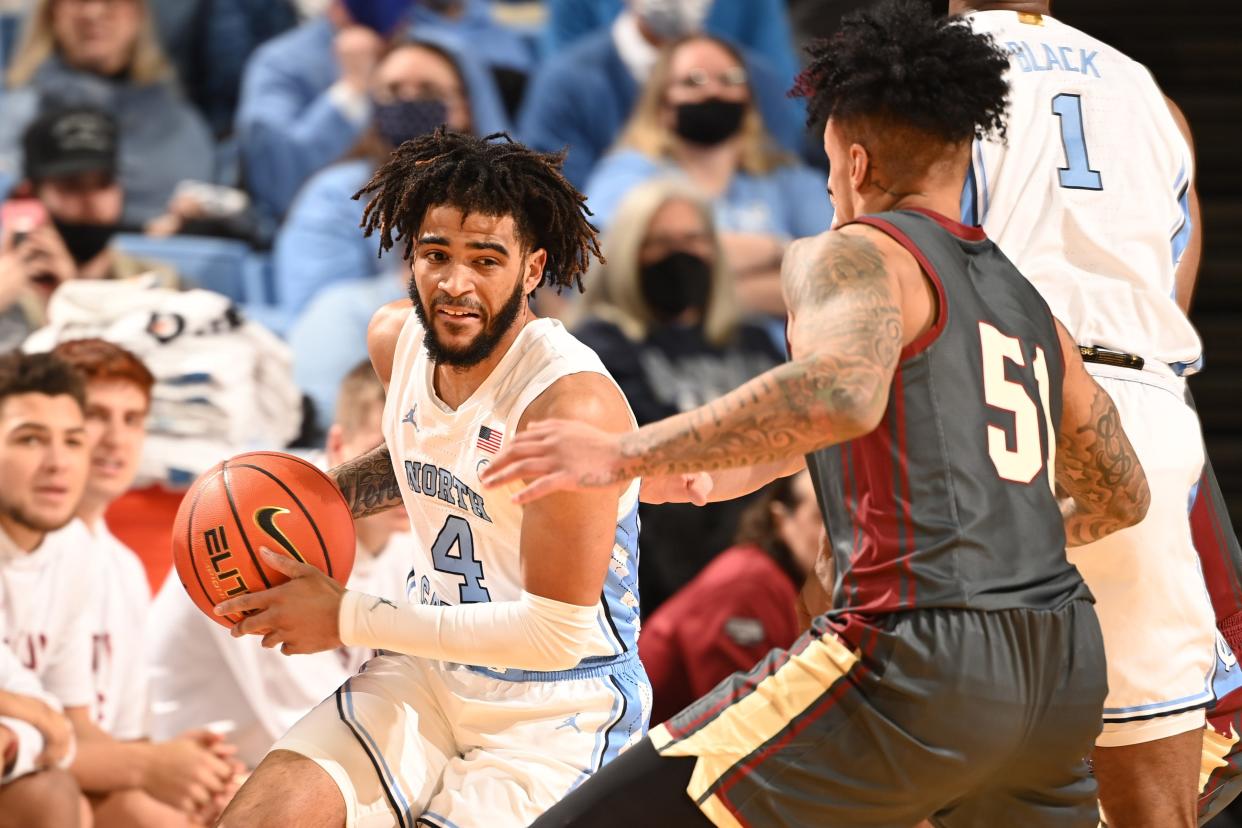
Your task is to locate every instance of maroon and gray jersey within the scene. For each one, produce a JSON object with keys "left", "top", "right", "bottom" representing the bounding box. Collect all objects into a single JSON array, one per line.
[{"left": 807, "top": 209, "right": 1090, "bottom": 614}]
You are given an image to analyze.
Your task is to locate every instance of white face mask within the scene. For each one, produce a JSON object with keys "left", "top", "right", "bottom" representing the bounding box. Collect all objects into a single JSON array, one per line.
[
  {"left": 630, "top": 0, "right": 712, "bottom": 40},
  {"left": 295, "top": 0, "right": 333, "bottom": 19}
]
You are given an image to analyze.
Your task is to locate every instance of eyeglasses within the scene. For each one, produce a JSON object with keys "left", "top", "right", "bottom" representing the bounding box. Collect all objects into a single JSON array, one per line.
[{"left": 670, "top": 67, "right": 748, "bottom": 90}]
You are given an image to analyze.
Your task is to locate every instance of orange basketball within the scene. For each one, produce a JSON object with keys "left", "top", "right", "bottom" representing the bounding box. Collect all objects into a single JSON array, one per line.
[{"left": 172, "top": 451, "right": 356, "bottom": 627}]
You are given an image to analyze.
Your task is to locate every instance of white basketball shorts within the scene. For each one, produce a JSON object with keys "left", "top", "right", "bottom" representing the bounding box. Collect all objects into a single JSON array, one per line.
[
  {"left": 1069, "top": 362, "right": 1219, "bottom": 747},
  {"left": 272, "top": 651, "right": 650, "bottom": 828}
]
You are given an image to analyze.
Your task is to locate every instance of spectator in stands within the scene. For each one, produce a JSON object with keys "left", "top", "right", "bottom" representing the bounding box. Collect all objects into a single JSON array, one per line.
[
  {"left": 517, "top": 0, "right": 804, "bottom": 188},
  {"left": 0, "top": 0, "right": 215, "bottom": 225},
  {"left": 150, "top": 0, "right": 299, "bottom": 137},
  {"left": 406, "top": 0, "right": 535, "bottom": 117},
  {"left": 0, "top": 108, "right": 176, "bottom": 352},
  {"left": 640, "top": 470, "right": 819, "bottom": 724},
  {"left": 274, "top": 34, "right": 507, "bottom": 319},
  {"left": 235, "top": 0, "right": 418, "bottom": 219},
  {"left": 45, "top": 338, "right": 240, "bottom": 828},
  {"left": 542, "top": 0, "right": 798, "bottom": 91},
  {"left": 0, "top": 648, "right": 81, "bottom": 828},
  {"left": 572, "top": 178, "right": 783, "bottom": 611},
  {"left": 148, "top": 360, "right": 411, "bottom": 769},
  {"left": 586, "top": 34, "right": 830, "bottom": 319}
]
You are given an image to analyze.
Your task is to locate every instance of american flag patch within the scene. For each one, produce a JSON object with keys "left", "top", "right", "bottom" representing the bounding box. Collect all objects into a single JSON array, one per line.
[{"left": 477, "top": 425, "right": 504, "bottom": 454}]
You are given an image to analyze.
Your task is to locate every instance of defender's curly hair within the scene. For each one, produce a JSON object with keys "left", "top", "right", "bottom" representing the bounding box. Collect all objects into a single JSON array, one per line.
[
  {"left": 354, "top": 129, "right": 603, "bottom": 294},
  {"left": 797, "top": 0, "right": 1010, "bottom": 145}
]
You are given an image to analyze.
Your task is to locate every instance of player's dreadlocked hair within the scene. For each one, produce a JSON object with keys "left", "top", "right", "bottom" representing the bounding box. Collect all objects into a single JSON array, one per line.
[
  {"left": 354, "top": 129, "right": 602, "bottom": 294},
  {"left": 796, "top": 0, "right": 1010, "bottom": 145}
]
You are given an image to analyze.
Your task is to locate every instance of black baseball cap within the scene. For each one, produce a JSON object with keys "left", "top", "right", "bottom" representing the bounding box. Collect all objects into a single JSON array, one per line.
[{"left": 22, "top": 106, "right": 119, "bottom": 182}]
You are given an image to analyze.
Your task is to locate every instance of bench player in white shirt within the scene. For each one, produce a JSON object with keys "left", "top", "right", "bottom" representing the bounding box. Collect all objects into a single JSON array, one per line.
[
  {"left": 952, "top": 4, "right": 1215, "bottom": 824},
  {"left": 148, "top": 360, "right": 412, "bottom": 769},
  {"left": 216, "top": 130, "right": 648, "bottom": 828},
  {"left": 0, "top": 352, "right": 94, "bottom": 825}
]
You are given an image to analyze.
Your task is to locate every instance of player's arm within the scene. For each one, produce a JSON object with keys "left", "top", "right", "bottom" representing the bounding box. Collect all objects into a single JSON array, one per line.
[
  {"left": 482, "top": 226, "right": 906, "bottom": 499},
  {"left": 327, "top": 300, "right": 410, "bottom": 519},
  {"left": 1053, "top": 320, "right": 1151, "bottom": 546},
  {"left": 1166, "top": 96, "right": 1202, "bottom": 314},
  {"left": 220, "top": 376, "right": 637, "bottom": 672}
]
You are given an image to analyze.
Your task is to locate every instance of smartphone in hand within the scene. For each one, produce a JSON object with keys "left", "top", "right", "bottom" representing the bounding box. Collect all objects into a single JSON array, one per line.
[{"left": 1, "top": 198, "right": 49, "bottom": 248}]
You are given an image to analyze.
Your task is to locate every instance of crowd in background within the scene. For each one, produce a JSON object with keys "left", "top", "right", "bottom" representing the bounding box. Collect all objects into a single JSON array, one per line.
[{"left": 0, "top": 1, "right": 841, "bottom": 824}]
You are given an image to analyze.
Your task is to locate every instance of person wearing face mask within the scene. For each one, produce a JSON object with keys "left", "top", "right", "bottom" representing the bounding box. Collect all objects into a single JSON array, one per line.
[
  {"left": 640, "top": 471, "right": 821, "bottom": 725},
  {"left": 0, "top": 107, "right": 177, "bottom": 353},
  {"left": 0, "top": 0, "right": 216, "bottom": 226},
  {"left": 572, "top": 178, "right": 784, "bottom": 613},
  {"left": 518, "top": 0, "right": 804, "bottom": 188},
  {"left": 585, "top": 35, "right": 832, "bottom": 340}
]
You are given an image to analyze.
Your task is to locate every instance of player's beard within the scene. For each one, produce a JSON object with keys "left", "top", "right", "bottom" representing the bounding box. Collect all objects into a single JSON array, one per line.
[{"left": 410, "top": 275, "right": 527, "bottom": 368}]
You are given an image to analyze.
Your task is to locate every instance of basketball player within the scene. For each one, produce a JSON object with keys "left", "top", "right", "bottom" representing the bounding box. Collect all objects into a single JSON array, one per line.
[
  {"left": 482, "top": 3, "right": 1152, "bottom": 824},
  {"left": 147, "top": 360, "right": 411, "bottom": 770},
  {"left": 44, "top": 338, "right": 239, "bottom": 828},
  {"left": 215, "top": 131, "right": 648, "bottom": 828},
  {"left": 949, "top": 4, "right": 1220, "bottom": 824}
]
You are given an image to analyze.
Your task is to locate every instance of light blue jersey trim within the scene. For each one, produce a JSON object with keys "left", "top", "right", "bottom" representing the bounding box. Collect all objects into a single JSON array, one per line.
[{"left": 417, "top": 812, "right": 464, "bottom": 828}]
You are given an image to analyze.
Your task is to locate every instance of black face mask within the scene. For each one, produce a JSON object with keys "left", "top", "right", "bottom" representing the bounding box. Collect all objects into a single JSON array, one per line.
[
  {"left": 52, "top": 218, "right": 118, "bottom": 265},
  {"left": 374, "top": 98, "right": 450, "bottom": 149},
  {"left": 640, "top": 251, "right": 712, "bottom": 322},
  {"left": 672, "top": 98, "right": 746, "bottom": 147}
]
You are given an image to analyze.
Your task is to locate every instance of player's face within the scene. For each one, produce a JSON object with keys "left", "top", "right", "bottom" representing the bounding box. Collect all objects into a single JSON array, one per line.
[
  {"left": 409, "top": 205, "right": 546, "bottom": 368},
  {"left": 82, "top": 380, "right": 148, "bottom": 507},
  {"left": 776, "top": 472, "right": 823, "bottom": 577},
  {"left": 0, "top": 393, "right": 89, "bottom": 541}
]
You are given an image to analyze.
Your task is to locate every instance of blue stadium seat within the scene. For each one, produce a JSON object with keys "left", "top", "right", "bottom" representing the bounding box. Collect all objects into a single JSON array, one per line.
[{"left": 112, "top": 233, "right": 270, "bottom": 305}]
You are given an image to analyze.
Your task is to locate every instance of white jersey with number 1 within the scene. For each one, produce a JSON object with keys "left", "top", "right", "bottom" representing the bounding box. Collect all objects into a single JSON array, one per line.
[{"left": 966, "top": 10, "right": 1200, "bottom": 370}]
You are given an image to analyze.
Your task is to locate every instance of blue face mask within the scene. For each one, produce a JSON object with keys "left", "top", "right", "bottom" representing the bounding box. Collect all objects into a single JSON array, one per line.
[{"left": 373, "top": 98, "right": 450, "bottom": 149}]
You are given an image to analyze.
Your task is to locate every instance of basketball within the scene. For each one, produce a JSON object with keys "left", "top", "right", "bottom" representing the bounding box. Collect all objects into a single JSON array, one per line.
[{"left": 171, "top": 451, "right": 357, "bottom": 628}]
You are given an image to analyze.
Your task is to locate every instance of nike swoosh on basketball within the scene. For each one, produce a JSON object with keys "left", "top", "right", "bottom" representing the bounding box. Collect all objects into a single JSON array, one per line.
[{"left": 253, "top": 506, "right": 306, "bottom": 564}]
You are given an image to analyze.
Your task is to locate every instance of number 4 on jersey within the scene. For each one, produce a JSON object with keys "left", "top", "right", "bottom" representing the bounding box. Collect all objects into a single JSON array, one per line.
[
  {"left": 431, "top": 515, "right": 491, "bottom": 603},
  {"left": 979, "top": 322, "right": 1056, "bottom": 491}
]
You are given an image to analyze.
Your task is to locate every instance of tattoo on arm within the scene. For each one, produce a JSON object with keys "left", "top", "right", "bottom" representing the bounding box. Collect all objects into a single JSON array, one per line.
[
  {"left": 1056, "top": 382, "right": 1151, "bottom": 546},
  {"left": 597, "top": 232, "right": 902, "bottom": 484},
  {"left": 331, "top": 443, "right": 403, "bottom": 519}
]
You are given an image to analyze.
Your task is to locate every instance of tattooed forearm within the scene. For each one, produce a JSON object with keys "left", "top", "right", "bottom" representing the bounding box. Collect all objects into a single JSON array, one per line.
[
  {"left": 598, "top": 232, "right": 902, "bottom": 483},
  {"left": 1056, "top": 382, "right": 1150, "bottom": 546},
  {"left": 331, "top": 443, "right": 403, "bottom": 519}
]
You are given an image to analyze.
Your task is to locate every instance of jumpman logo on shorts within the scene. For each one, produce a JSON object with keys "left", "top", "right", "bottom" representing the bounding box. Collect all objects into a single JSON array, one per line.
[{"left": 556, "top": 713, "right": 582, "bottom": 734}]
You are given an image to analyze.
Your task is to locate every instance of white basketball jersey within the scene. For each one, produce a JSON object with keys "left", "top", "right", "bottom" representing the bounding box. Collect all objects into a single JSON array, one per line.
[
  {"left": 382, "top": 314, "right": 642, "bottom": 677},
  {"left": 965, "top": 11, "right": 1200, "bottom": 369}
]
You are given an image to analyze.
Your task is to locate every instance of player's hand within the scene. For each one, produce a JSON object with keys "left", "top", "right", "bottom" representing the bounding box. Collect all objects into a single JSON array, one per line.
[
  {"left": 640, "top": 472, "right": 713, "bottom": 506},
  {"left": 142, "top": 732, "right": 236, "bottom": 814},
  {"left": 0, "top": 692, "right": 74, "bottom": 769},
  {"left": 480, "top": 418, "right": 628, "bottom": 504},
  {"left": 179, "top": 729, "right": 244, "bottom": 823},
  {"left": 214, "top": 547, "right": 345, "bottom": 655}
]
